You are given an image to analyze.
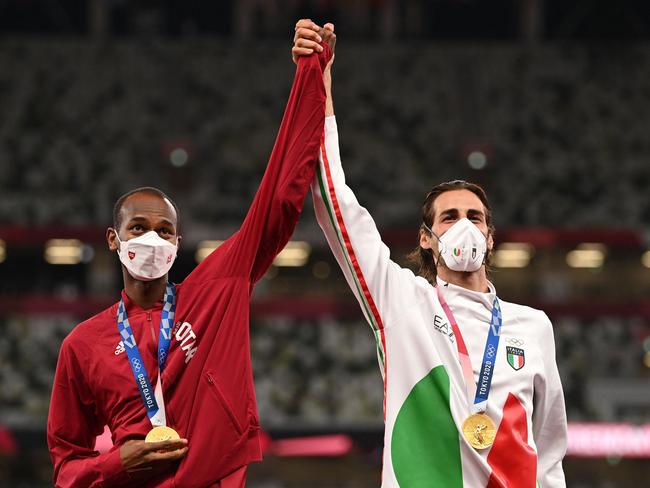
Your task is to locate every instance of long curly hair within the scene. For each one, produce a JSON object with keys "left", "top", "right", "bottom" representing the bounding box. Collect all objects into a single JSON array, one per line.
[{"left": 407, "top": 180, "right": 495, "bottom": 284}]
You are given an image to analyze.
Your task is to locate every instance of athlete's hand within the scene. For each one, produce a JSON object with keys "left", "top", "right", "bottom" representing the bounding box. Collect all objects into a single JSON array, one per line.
[
  {"left": 292, "top": 19, "right": 336, "bottom": 68},
  {"left": 321, "top": 23, "right": 336, "bottom": 73},
  {"left": 292, "top": 19, "right": 322, "bottom": 63},
  {"left": 119, "top": 438, "right": 188, "bottom": 480},
  {"left": 293, "top": 19, "right": 336, "bottom": 116}
]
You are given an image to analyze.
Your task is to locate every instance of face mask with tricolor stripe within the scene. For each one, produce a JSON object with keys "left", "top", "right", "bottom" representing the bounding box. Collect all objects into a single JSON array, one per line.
[{"left": 435, "top": 218, "right": 488, "bottom": 272}]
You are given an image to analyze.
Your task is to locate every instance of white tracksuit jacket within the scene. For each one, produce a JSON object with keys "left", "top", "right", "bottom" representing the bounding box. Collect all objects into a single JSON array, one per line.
[{"left": 312, "top": 116, "right": 567, "bottom": 488}]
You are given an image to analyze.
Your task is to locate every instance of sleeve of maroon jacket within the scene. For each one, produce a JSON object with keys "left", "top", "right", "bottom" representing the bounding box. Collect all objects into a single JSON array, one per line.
[
  {"left": 47, "top": 338, "right": 132, "bottom": 487},
  {"left": 185, "top": 43, "right": 332, "bottom": 285}
]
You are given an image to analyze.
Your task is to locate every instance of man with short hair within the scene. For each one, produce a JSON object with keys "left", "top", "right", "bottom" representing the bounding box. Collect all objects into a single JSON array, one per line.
[
  {"left": 293, "top": 21, "right": 567, "bottom": 487},
  {"left": 47, "top": 33, "right": 334, "bottom": 488}
]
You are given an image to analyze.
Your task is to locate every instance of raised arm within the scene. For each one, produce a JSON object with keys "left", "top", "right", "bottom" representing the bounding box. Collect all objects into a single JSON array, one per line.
[
  {"left": 295, "top": 22, "right": 419, "bottom": 371},
  {"left": 186, "top": 30, "right": 333, "bottom": 285}
]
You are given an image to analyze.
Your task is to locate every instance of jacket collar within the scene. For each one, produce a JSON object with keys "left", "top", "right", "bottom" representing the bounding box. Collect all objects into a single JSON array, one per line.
[
  {"left": 436, "top": 276, "right": 496, "bottom": 312},
  {"left": 118, "top": 289, "right": 164, "bottom": 316}
]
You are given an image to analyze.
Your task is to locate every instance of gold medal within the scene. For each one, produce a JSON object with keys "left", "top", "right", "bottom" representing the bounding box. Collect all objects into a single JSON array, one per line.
[
  {"left": 461, "top": 413, "right": 496, "bottom": 450},
  {"left": 145, "top": 426, "right": 180, "bottom": 443}
]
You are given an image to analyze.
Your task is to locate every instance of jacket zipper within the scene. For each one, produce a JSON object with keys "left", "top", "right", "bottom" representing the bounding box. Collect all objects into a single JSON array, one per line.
[{"left": 147, "top": 311, "right": 156, "bottom": 341}]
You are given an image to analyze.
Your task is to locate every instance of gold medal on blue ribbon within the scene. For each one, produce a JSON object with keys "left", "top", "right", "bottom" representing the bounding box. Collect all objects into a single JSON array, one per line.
[
  {"left": 461, "top": 413, "right": 496, "bottom": 450},
  {"left": 145, "top": 425, "right": 180, "bottom": 443}
]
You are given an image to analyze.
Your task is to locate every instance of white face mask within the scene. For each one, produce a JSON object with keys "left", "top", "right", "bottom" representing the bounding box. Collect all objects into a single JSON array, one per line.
[
  {"left": 116, "top": 231, "right": 178, "bottom": 281},
  {"left": 426, "top": 218, "right": 488, "bottom": 272}
]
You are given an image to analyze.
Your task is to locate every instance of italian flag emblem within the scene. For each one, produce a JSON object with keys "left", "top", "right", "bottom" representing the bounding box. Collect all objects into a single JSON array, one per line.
[
  {"left": 453, "top": 248, "right": 461, "bottom": 257},
  {"left": 506, "top": 346, "right": 525, "bottom": 370}
]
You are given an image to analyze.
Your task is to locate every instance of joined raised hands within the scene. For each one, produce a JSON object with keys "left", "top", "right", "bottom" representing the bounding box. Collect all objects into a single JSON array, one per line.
[{"left": 292, "top": 19, "right": 336, "bottom": 67}]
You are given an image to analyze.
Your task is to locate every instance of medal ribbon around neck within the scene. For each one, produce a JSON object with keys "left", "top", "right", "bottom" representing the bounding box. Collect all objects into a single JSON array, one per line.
[
  {"left": 435, "top": 285, "right": 503, "bottom": 414},
  {"left": 117, "top": 283, "right": 176, "bottom": 427}
]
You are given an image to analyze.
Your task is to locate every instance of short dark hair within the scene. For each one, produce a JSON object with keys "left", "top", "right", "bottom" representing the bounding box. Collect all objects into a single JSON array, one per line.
[
  {"left": 112, "top": 187, "right": 180, "bottom": 230},
  {"left": 407, "top": 180, "right": 494, "bottom": 284}
]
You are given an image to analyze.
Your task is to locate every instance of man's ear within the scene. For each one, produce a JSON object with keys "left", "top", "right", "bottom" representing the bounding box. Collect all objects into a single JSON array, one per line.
[
  {"left": 487, "top": 232, "right": 494, "bottom": 252},
  {"left": 107, "top": 228, "right": 119, "bottom": 252},
  {"left": 419, "top": 228, "right": 433, "bottom": 250},
  {"left": 176, "top": 235, "right": 182, "bottom": 249}
]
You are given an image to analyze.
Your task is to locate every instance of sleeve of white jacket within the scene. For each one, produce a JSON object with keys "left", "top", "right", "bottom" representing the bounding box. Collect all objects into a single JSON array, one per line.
[
  {"left": 533, "top": 314, "right": 568, "bottom": 488},
  {"left": 311, "top": 116, "right": 419, "bottom": 368}
]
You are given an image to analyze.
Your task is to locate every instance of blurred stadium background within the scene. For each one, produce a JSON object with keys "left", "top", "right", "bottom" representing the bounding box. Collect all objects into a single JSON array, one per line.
[{"left": 1, "top": 0, "right": 650, "bottom": 486}]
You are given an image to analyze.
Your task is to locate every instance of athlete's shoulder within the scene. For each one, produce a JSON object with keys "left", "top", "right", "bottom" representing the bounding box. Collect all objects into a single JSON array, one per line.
[
  {"left": 63, "top": 301, "right": 119, "bottom": 350},
  {"left": 499, "top": 299, "right": 553, "bottom": 332}
]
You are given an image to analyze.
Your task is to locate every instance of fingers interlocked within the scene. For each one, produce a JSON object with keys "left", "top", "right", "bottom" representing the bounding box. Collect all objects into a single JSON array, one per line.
[{"left": 292, "top": 19, "right": 336, "bottom": 64}]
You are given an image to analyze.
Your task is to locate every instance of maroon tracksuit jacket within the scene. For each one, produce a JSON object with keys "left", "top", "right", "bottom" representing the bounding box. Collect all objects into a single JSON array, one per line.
[{"left": 47, "top": 45, "right": 331, "bottom": 488}]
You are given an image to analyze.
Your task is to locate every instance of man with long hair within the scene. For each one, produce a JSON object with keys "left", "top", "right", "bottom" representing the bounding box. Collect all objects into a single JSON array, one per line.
[{"left": 293, "top": 20, "right": 566, "bottom": 487}]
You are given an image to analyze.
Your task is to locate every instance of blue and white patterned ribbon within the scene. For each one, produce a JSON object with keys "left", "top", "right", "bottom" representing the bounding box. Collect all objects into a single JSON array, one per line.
[
  {"left": 473, "top": 297, "right": 502, "bottom": 412},
  {"left": 117, "top": 283, "right": 177, "bottom": 426}
]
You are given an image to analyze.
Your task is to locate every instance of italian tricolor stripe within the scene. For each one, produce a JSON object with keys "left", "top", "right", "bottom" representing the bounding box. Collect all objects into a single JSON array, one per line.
[{"left": 317, "top": 138, "right": 387, "bottom": 375}]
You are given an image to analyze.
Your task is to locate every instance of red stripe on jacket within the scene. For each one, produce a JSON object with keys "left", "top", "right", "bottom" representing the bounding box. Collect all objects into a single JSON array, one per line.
[
  {"left": 487, "top": 393, "right": 538, "bottom": 488},
  {"left": 319, "top": 138, "right": 388, "bottom": 419}
]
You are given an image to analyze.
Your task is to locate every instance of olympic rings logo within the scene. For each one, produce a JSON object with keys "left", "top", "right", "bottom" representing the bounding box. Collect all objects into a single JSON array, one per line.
[
  {"left": 131, "top": 358, "right": 142, "bottom": 372},
  {"left": 486, "top": 345, "right": 496, "bottom": 358},
  {"left": 506, "top": 338, "right": 524, "bottom": 347},
  {"left": 159, "top": 349, "right": 167, "bottom": 362}
]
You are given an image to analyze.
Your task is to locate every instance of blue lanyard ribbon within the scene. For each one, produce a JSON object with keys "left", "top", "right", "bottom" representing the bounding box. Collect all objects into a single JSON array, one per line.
[
  {"left": 473, "top": 297, "right": 502, "bottom": 406},
  {"left": 117, "top": 283, "right": 176, "bottom": 421}
]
